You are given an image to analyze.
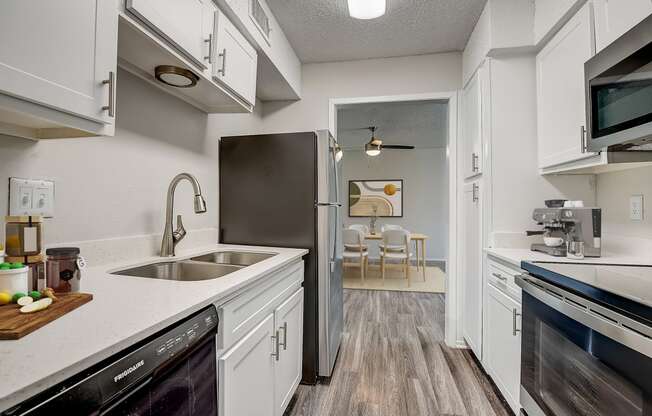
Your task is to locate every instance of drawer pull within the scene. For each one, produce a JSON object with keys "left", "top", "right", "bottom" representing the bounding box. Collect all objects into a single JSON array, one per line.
[
  {"left": 492, "top": 272, "right": 507, "bottom": 281},
  {"left": 279, "top": 322, "right": 288, "bottom": 350},
  {"left": 271, "top": 330, "right": 280, "bottom": 361}
]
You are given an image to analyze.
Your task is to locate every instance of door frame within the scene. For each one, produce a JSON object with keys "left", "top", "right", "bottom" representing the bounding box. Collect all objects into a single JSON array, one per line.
[{"left": 329, "top": 91, "right": 461, "bottom": 347}]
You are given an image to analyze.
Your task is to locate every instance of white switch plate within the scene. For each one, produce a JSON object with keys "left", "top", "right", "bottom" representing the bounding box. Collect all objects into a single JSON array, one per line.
[
  {"left": 9, "top": 177, "right": 55, "bottom": 217},
  {"left": 630, "top": 194, "right": 644, "bottom": 221}
]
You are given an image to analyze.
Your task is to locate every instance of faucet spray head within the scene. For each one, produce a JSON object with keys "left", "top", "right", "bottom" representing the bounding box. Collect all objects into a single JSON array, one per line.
[{"left": 194, "top": 195, "right": 207, "bottom": 213}]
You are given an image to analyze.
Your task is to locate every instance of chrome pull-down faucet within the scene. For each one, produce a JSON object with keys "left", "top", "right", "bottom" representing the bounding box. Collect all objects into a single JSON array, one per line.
[{"left": 160, "top": 173, "right": 207, "bottom": 257}]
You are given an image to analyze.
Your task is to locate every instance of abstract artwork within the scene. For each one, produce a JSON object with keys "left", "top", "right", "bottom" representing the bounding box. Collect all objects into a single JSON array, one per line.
[{"left": 349, "top": 180, "right": 403, "bottom": 217}]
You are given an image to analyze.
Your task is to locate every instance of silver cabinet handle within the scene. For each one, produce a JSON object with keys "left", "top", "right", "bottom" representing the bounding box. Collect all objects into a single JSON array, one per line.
[
  {"left": 492, "top": 272, "right": 507, "bottom": 281},
  {"left": 279, "top": 322, "right": 287, "bottom": 350},
  {"left": 204, "top": 34, "right": 213, "bottom": 64},
  {"left": 218, "top": 48, "right": 227, "bottom": 76},
  {"left": 580, "top": 125, "right": 587, "bottom": 153},
  {"left": 472, "top": 183, "right": 479, "bottom": 203},
  {"left": 513, "top": 308, "right": 521, "bottom": 336},
  {"left": 472, "top": 152, "right": 479, "bottom": 172},
  {"left": 271, "top": 330, "right": 280, "bottom": 361},
  {"left": 101, "top": 71, "right": 115, "bottom": 117}
]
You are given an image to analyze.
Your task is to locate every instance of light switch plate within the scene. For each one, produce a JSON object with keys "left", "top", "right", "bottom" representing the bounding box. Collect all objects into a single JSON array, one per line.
[
  {"left": 630, "top": 194, "right": 644, "bottom": 221},
  {"left": 9, "top": 177, "right": 55, "bottom": 217}
]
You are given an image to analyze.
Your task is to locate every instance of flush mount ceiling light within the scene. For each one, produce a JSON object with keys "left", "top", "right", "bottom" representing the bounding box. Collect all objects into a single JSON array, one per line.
[
  {"left": 347, "top": 0, "right": 386, "bottom": 20},
  {"left": 155, "top": 65, "right": 199, "bottom": 88}
]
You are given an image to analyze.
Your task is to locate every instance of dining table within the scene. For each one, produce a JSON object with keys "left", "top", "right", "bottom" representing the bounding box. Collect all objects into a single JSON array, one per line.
[{"left": 364, "top": 233, "right": 429, "bottom": 280}]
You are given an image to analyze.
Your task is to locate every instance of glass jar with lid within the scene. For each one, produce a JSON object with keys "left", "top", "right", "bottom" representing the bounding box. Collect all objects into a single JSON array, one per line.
[{"left": 46, "top": 247, "right": 82, "bottom": 293}]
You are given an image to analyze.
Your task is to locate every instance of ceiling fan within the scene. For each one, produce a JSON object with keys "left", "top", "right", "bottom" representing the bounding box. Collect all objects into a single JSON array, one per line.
[{"left": 363, "top": 126, "right": 415, "bottom": 156}]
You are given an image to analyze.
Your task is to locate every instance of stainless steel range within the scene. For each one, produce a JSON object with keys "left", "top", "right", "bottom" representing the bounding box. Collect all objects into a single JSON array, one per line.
[{"left": 517, "top": 262, "right": 652, "bottom": 416}]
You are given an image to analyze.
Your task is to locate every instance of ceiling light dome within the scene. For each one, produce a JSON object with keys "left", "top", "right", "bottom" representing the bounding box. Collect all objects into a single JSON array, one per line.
[
  {"left": 365, "top": 141, "right": 381, "bottom": 156},
  {"left": 348, "top": 0, "right": 386, "bottom": 20}
]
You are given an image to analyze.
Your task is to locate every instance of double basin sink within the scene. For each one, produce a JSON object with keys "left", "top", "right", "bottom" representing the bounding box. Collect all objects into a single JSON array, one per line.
[{"left": 112, "top": 251, "right": 276, "bottom": 282}]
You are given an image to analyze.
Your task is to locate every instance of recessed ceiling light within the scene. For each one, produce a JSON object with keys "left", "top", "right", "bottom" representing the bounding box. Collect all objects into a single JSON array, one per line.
[
  {"left": 347, "top": 0, "right": 386, "bottom": 20},
  {"left": 155, "top": 65, "right": 199, "bottom": 88}
]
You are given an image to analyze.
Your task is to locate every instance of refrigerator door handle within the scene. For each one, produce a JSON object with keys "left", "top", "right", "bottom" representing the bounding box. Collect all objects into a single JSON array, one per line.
[{"left": 316, "top": 202, "right": 342, "bottom": 207}]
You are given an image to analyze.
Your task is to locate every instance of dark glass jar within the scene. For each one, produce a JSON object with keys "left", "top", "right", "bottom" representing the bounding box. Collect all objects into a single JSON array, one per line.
[{"left": 46, "top": 247, "right": 81, "bottom": 293}]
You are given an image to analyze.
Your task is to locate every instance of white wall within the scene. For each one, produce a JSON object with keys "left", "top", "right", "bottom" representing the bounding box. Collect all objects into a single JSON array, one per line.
[
  {"left": 0, "top": 69, "right": 262, "bottom": 247},
  {"left": 258, "top": 53, "right": 463, "bottom": 133},
  {"left": 596, "top": 166, "right": 652, "bottom": 239}
]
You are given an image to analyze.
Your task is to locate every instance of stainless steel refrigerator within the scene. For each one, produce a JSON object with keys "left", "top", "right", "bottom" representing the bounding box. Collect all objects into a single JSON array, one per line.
[{"left": 219, "top": 130, "right": 343, "bottom": 384}]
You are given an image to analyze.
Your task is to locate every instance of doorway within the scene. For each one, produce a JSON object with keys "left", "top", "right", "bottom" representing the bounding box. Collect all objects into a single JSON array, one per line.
[{"left": 329, "top": 92, "right": 459, "bottom": 347}]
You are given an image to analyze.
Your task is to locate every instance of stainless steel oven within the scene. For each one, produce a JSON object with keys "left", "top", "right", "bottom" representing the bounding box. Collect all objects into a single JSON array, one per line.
[
  {"left": 517, "top": 262, "right": 652, "bottom": 416},
  {"left": 585, "top": 14, "right": 652, "bottom": 152},
  {"left": 3, "top": 306, "right": 219, "bottom": 416}
]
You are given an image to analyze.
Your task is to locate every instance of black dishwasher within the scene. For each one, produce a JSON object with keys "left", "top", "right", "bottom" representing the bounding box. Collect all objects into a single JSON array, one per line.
[{"left": 3, "top": 306, "right": 219, "bottom": 416}]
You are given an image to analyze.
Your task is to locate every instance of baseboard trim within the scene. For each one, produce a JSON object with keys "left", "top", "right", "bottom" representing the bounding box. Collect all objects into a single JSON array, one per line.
[{"left": 360, "top": 257, "right": 447, "bottom": 271}]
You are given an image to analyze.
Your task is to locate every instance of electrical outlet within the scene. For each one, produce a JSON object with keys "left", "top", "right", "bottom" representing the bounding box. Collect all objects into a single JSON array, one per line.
[
  {"left": 9, "top": 177, "right": 55, "bottom": 217},
  {"left": 630, "top": 194, "right": 644, "bottom": 221}
]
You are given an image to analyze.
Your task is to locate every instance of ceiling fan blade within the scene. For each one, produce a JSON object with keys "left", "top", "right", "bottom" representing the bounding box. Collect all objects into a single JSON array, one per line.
[{"left": 381, "top": 145, "right": 415, "bottom": 150}]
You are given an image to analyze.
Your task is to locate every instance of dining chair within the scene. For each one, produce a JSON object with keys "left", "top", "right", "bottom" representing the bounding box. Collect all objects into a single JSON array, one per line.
[
  {"left": 380, "top": 229, "right": 411, "bottom": 287},
  {"left": 379, "top": 224, "right": 408, "bottom": 253},
  {"left": 348, "top": 224, "right": 370, "bottom": 235},
  {"left": 342, "top": 228, "right": 368, "bottom": 282}
]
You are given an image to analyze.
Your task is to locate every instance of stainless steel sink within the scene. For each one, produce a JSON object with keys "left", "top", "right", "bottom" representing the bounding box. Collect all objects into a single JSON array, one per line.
[
  {"left": 112, "top": 261, "right": 242, "bottom": 281},
  {"left": 190, "top": 251, "right": 276, "bottom": 266}
]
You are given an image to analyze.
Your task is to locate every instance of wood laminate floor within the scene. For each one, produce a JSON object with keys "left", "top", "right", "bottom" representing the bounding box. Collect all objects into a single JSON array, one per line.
[{"left": 285, "top": 289, "right": 512, "bottom": 416}]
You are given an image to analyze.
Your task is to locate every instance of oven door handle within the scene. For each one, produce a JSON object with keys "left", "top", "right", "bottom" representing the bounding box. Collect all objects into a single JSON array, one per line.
[{"left": 516, "top": 273, "right": 652, "bottom": 359}]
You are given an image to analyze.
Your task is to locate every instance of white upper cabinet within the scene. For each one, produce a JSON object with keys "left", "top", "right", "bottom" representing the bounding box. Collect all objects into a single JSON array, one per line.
[
  {"left": 593, "top": 0, "right": 652, "bottom": 52},
  {"left": 461, "top": 67, "right": 484, "bottom": 179},
  {"left": 462, "top": 181, "right": 483, "bottom": 359},
  {"left": 126, "top": 0, "right": 216, "bottom": 71},
  {"left": 536, "top": 2, "right": 597, "bottom": 169},
  {"left": 0, "top": 0, "right": 118, "bottom": 135},
  {"left": 213, "top": 10, "right": 258, "bottom": 106}
]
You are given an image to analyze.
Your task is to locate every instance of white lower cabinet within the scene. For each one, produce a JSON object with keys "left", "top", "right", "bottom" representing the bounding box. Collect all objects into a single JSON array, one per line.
[
  {"left": 219, "top": 313, "right": 276, "bottom": 416},
  {"left": 485, "top": 283, "right": 521, "bottom": 414},
  {"left": 274, "top": 288, "right": 304, "bottom": 416},
  {"left": 217, "top": 261, "right": 304, "bottom": 416}
]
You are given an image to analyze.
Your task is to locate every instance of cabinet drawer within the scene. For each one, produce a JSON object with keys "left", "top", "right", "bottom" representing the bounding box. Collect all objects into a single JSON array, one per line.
[
  {"left": 219, "top": 261, "right": 303, "bottom": 350},
  {"left": 487, "top": 258, "right": 522, "bottom": 301}
]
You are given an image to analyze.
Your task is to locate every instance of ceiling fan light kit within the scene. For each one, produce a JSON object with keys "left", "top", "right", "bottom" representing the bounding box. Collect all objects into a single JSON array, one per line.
[
  {"left": 347, "top": 0, "right": 386, "bottom": 20},
  {"left": 365, "top": 141, "right": 381, "bottom": 156}
]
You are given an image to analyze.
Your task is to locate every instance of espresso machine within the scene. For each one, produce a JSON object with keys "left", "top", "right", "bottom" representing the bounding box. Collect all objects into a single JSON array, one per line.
[{"left": 528, "top": 207, "right": 602, "bottom": 257}]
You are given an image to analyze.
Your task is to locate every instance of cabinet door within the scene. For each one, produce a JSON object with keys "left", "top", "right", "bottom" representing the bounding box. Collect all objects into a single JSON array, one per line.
[
  {"left": 274, "top": 288, "right": 304, "bottom": 416},
  {"left": 594, "top": 0, "right": 652, "bottom": 52},
  {"left": 536, "top": 3, "right": 596, "bottom": 169},
  {"left": 485, "top": 284, "right": 522, "bottom": 414},
  {"left": 462, "top": 181, "right": 483, "bottom": 359},
  {"left": 461, "top": 67, "right": 483, "bottom": 178},
  {"left": 126, "top": 0, "right": 214, "bottom": 69},
  {"left": 219, "top": 313, "right": 276, "bottom": 416},
  {"left": 0, "top": 0, "right": 117, "bottom": 125},
  {"left": 213, "top": 10, "right": 258, "bottom": 105}
]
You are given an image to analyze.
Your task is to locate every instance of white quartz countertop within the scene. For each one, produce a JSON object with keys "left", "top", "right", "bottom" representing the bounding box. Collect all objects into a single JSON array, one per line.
[
  {"left": 0, "top": 244, "right": 307, "bottom": 412},
  {"left": 485, "top": 247, "right": 652, "bottom": 268}
]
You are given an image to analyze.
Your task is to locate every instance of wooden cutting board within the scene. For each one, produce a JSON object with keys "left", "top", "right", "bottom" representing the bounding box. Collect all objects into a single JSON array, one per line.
[{"left": 0, "top": 293, "right": 93, "bottom": 340}]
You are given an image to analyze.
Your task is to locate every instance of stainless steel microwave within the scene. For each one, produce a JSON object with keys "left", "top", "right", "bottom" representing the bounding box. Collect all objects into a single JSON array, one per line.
[{"left": 585, "top": 14, "right": 652, "bottom": 152}]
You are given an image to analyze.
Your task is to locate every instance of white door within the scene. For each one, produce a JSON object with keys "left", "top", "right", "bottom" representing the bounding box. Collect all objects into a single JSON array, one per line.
[
  {"left": 594, "top": 0, "right": 652, "bottom": 52},
  {"left": 536, "top": 2, "right": 597, "bottom": 169},
  {"left": 126, "top": 0, "right": 215, "bottom": 69},
  {"left": 213, "top": 10, "right": 258, "bottom": 105},
  {"left": 461, "top": 67, "right": 483, "bottom": 178},
  {"left": 462, "top": 181, "right": 482, "bottom": 359},
  {"left": 0, "top": 0, "right": 117, "bottom": 124},
  {"left": 219, "top": 313, "right": 276, "bottom": 416},
  {"left": 485, "top": 284, "right": 522, "bottom": 414},
  {"left": 274, "top": 289, "right": 304, "bottom": 416}
]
